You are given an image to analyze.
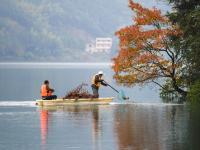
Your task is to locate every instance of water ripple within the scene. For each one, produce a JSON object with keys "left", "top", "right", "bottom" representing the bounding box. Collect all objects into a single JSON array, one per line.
[{"left": 0, "top": 101, "right": 36, "bottom": 107}]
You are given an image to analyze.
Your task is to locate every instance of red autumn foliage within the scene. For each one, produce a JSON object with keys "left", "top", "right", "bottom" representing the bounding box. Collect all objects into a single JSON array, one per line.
[{"left": 112, "top": 0, "right": 187, "bottom": 96}]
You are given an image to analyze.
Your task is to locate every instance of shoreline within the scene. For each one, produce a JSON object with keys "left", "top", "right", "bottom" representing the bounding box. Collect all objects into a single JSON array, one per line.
[{"left": 0, "top": 62, "right": 113, "bottom": 68}]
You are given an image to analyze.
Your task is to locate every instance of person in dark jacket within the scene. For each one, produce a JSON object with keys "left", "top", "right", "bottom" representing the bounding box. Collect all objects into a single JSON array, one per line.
[{"left": 91, "top": 71, "right": 107, "bottom": 98}]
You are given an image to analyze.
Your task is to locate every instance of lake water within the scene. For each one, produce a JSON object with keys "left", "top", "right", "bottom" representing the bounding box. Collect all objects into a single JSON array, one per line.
[
  {"left": 0, "top": 63, "right": 200, "bottom": 150},
  {"left": 0, "top": 63, "right": 160, "bottom": 101}
]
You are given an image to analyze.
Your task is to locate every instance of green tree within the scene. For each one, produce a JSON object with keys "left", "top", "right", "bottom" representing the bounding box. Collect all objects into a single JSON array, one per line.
[
  {"left": 187, "top": 80, "right": 200, "bottom": 103},
  {"left": 168, "top": 0, "right": 200, "bottom": 84},
  {"left": 168, "top": 0, "right": 200, "bottom": 103}
]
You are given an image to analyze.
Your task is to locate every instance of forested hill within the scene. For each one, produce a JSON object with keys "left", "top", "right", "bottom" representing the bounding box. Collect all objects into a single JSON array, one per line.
[{"left": 0, "top": 0, "right": 132, "bottom": 62}]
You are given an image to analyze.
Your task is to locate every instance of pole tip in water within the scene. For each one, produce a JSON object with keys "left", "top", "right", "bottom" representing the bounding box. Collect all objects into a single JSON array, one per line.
[{"left": 123, "top": 97, "right": 129, "bottom": 100}]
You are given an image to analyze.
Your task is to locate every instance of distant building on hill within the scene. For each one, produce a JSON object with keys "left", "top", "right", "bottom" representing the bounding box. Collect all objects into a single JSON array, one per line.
[{"left": 86, "top": 38, "right": 112, "bottom": 53}]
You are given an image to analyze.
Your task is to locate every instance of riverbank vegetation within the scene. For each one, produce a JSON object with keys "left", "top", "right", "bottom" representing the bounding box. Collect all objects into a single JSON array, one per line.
[
  {"left": 168, "top": 0, "right": 200, "bottom": 103},
  {"left": 113, "top": 0, "right": 200, "bottom": 103}
]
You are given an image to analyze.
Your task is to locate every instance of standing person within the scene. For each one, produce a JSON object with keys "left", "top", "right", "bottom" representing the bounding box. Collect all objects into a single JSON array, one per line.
[
  {"left": 40, "top": 80, "right": 57, "bottom": 100},
  {"left": 91, "top": 71, "right": 107, "bottom": 98}
]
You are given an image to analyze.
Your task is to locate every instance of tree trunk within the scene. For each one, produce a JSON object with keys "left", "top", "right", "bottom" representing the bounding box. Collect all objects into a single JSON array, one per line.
[{"left": 172, "top": 78, "right": 187, "bottom": 98}]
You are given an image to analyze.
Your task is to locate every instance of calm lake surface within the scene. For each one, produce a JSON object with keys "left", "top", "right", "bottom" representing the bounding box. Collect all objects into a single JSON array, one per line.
[
  {"left": 0, "top": 63, "right": 200, "bottom": 150},
  {"left": 0, "top": 63, "right": 159, "bottom": 101}
]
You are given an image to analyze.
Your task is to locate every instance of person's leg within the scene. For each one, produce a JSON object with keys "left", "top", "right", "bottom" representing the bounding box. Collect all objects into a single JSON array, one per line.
[
  {"left": 51, "top": 95, "right": 57, "bottom": 99},
  {"left": 42, "top": 96, "right": 47, "bottom": 100},
  {"left": 42, "top": 95, "right": 57, "bottom": 100},
  {"left": 91, "top": 85, "right": 99, "bottom": 98},
  {"left": 48, "top": 95, "right": 57, "bottom": 100}
]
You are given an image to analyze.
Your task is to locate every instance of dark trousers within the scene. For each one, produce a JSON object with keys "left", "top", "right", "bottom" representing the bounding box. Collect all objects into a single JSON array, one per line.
[
  {"left": 42, "top": 95, "right": 57, "bottom": 100},
  {"left": 91, "top": 84, "right": 99, "bottom": 98}
]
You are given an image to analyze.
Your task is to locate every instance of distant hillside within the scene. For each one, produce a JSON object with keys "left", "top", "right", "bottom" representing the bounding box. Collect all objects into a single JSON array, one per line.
[
  {"left": 0, "top": 0, "right": 169, "bottom": 62},
  {"left": 0, "top": 0, "right": 133, "bottom": 62}
]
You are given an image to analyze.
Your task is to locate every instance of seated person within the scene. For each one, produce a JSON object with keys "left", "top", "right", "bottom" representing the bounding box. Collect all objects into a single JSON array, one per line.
[{"left": 40, "top": 80, "right": 57, "bottom": 100}]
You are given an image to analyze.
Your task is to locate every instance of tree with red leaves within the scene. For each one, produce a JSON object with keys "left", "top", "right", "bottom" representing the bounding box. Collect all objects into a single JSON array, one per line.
[{"left": 112, "top": 0, "right": 187, "bottom": 98}]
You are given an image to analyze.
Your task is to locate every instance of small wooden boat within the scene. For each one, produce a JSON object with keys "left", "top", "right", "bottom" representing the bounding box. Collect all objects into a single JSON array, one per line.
[{"left": 36, "top": 97, "right": 114, "bottom": 106}]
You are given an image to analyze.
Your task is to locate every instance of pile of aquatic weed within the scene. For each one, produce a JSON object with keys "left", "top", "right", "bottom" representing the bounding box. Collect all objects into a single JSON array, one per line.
[{"left": 63, "top": 83, "right": 95, "bottom": 99}]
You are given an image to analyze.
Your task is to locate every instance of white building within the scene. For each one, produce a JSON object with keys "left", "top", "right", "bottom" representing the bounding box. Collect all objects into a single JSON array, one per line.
[{"left": 86, "top": 37, "right": 112, "bottom": 53}]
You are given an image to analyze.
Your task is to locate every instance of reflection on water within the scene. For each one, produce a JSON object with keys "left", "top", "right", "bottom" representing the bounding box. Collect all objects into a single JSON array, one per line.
[
  {"left": 40, "top": 110, "right": 49, "bottom": 146},
  {"left": 114, "top": 105, "right": 189, "bottom": 150},
  {"left": 36, "top": 104, "right": 192, "bottom": 150},
  {"left": 39, "top": 105, "right": 102, "bottom": 148},
  {"left": 186, "top": 105, "right": 200, "bottom": 150},
  {"left": 0, "top": 103, "right": 200, "bottom": 150},
  {"left": 39, "top": 105, "right": 108, "bottom": 150}
]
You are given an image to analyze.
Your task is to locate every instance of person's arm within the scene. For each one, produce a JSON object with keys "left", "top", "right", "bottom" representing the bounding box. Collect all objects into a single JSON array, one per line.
[
  {"left": 97, "top": 76, "right": 107, "bottom": 86},
  {"left": 46, "top": 85, "right": 54, "bottom": 93},
  {"left": 95, "top": 75, "right": 107, "bottom": 86},
  {"left": 101, "top": 80, "right": 108, "bottom": 86},
  {"left": 94, "top": 75, "right": 103, "bottom": 84}
]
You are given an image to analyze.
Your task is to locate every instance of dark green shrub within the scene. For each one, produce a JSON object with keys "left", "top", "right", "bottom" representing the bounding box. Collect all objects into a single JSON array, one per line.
[
  {"left": 160, "top": 80, "right": 184, "bottom": 103},
  {"left": 187, "top": 80, "right": 200, "bottom": 103}
]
